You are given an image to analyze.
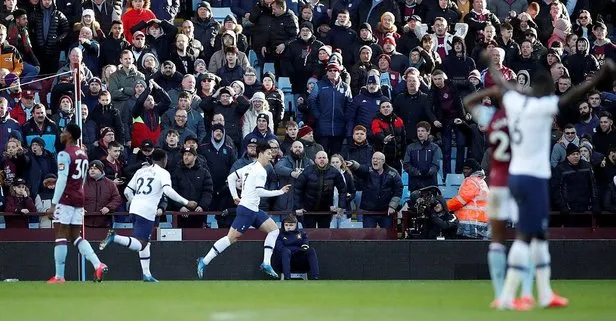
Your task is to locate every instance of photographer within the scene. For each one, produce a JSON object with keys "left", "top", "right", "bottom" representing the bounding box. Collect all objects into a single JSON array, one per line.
[{"left": 421, "top": 196, "right": 458, "bottom": 239}]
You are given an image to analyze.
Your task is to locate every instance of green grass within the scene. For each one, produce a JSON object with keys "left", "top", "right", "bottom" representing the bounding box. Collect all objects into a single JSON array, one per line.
[{"left": 0, "top": 281, "right": 613, "bottom": 321}]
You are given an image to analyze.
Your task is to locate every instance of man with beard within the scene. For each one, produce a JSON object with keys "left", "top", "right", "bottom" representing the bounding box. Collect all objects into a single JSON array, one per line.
[
  {"left": 199, "top": 123, "right": 238, "bottom": 228},
  {"left": 274, "top": 140, "right": 314, "bottom": 211},
  {"left": 151, "top": 61, "right": 183, "bottom": 92},
  {"left": 130, "top": 31, "right": 158, "bottom": 72},
  {"left": 346, "top": 74, "right": 387, "bottom": 136},
  {"left": 294, "top": 151, "right": 347, "bottom": 228},
  {"left": 21, "top": 104, "right": 60, "bottom": 154},
  {"left": 296, "top": 126, "right": 324, "bottom": 161},
  {"left": 281, "top": 22, "right": 323, "bottom": 95},
  {"left": 167, "top": 74, "right": 202, "bottom": 111},
  {"left": 593, "top": 112, "right": 616, "bottom": 156},
  {"left": 350, "top": 46, "right": 377, "bottom": 96},
  {"left": 574, "top": 101, "right": 599, "bottom": 138}
]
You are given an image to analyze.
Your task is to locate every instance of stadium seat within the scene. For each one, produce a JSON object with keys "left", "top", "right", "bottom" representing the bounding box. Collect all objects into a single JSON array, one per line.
[
  {"left": 262, "top": 62, "right": 276, "bottom": 78},
  {"left": 439, "top": 185, "right": 459, "bottom": 199},
  {"left": 283, "top": 92, "right": 296, "bottom": 114},
  {"left": 0, "top": 215, "right": 5, "bottom": 229},
  {"left": 28, "top": 223, "right": 40, "bottom": 229},
  {"left": 209, "top": 7, "right": 233, "bottom": 24},
  {"left": 401, "top": 170, "right": 409, "bottom": 186},
  {"left": 401, "top": 186, "right": 411, "bottom": 206},
  {"left": 445, "top": 174, "right": 464, "bottom": 187},
  {"left": 206, "top": 215, "right": 218, "bottom": 229},
  {"left": 281, "top": 273, "right": 308, "bottom": 280},
  {"left": 113, "top": 222, "right": 133, "bottom": 229},
  {"left": 278, "top": 77, "right": 292, "bottom": 92},
  {"left": 248, "top": 49, "right": 258, "bottom": 67}
]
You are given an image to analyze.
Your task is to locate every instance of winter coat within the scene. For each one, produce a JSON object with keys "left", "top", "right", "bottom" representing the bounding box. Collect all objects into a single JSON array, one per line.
[
  {"left": 325, "top": 21, "right": 357, "bottom": 68},
  {"left": 0, "top": 117, "right": 22, "bottom": 153},
  {"left": 432, "top": 80, "right": 465, "bottom": 122},
  {"left": 309, "top": 78, "right": 353, "bottom": 137},
  {"left": 552, "top": 159, "right": 600, "bottom": 213},
  {"left": 392, "top": 90, "right": 435, "bottom": 141},
  {"left": 107, "top": 67, "right": 146, "bottom": 111},
  {"left": 151, "top": 0, "right": 180, "bottom": 21},
  {"left": 171, "top": 158, "right": 214, "bottom": 210},
  {"left": 242, "top": 108, "right": 274, "bottom": 139},
  {"left": 27, "top": 150, "right": 57, "bottom": 198},
  {"left": 281, "top": 35, "right": 324, "bottom": 94},
  {"left": 198, "top": 137, "right": 237, "bottom": 190},
  {"left": 208, "top": 49, "right": 249, "bottom": 74},
  {"left": 192, "top": 16, "right": 221, "bottom": 61},
  {"left": 349, "top": 61, "right": 377, "bottom": 96},
  {"left": 121, "top": 8, "right": 156, "bottom": 43},
  {"left": 298, "top": 138, "right": 324, "bottom": 161},
  {"left": 90, "top": 103, "right": 125, "bottom": 144},
  {"left": 274, "top": 154, "right": 314, "bottom": 210},
  {"left": 157, "top": 125, "right": 197, "bottom": 147},
  {"left": 100, "top": 37, "right": 130, "bottom": 67},
  {"left": 355, "top": 0, "right": 400, "bottom": 31},
  {"left": 353, "top": 163, "right": 403, "bottom": 211},
  {"left": 346, "top": 87, "right": 387, "bottom": 136},
  {"left": 294, "top": 164, "right": 347, "bottom": 211},
  {"left": 371, "top": 112, "right": 406, "bottom": 167},
  {"left": 162, "top": 107, "right": 206, "bottom": 141},
  {"left": 564, "top": 38, "right": 600, "bottom": 85},
  {"left": 446, "top": 171, "right": 489, "bottom": 239},
  {"left": 592, "top": 126, "right": 616, "bottom": 156},
  {"left": 241, "top": 127, "right": 278, "bottom": 152},
  {"left": 403, "top": 140, "right": 442, "bottom": 191},
  {"left": 84, "top": 174, "right": 122, "bottom": 228},
  {"left": 132, "top": 86, "right": 171, "bottom": 147},
  {"left": 21, "top": 117, "right": 60, "bottom": 154},
  {"left": 201, "top": 100, "right": 250, "bottom": 146},
  {"left": 463, "top": 9, "right": 501, "bottom": 50},
  {"left": 30, "top": 1, "right": 70, "bottom": 58},
  {"left": 488, "top": 0, "right": 528, "bottom": 21},
  {"left": 81, "top": 0, "right": 122, "bottom": 35},
  {"left": 4, "top": 194, "right": 37, "bottom": 228}
]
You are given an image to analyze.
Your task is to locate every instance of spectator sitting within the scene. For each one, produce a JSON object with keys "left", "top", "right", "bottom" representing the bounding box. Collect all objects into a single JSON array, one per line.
[
  {"left": 84, "top": 160, "right": 122, "bottom": 228},
  {"left": 89, "top": 127, "right": 116, "bottom": 161},
  {"left": 4, "top": 177, "right": 36, "bottom": 228},
  {"left": 162, "top": 91, "right": 205, "bottom": 141},
  {"left": 34, "top": 173, "right": 56, "bottom": 228},
  {"left": 0, "top": 97, "right": 22, "bottom": 153},
  {"left": 161, "top": 129, "right": 182, "bottom": 173},
  {"left": 574, "top": 101, "right": 600, "bottom": 138},
  {"left": 275, "top": 215, "right": 320, "bottom": 280},
  {"left": 446, "top": 158, "right": 489, "bottom": 239}
]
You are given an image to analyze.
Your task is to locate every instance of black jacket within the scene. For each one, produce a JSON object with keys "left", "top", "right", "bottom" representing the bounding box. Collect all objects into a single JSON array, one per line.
[
  {"left": 325, "top": 22, "right": 357, "bottom": 68},
  {"left": 90, "top": 103, "right": 125, "bottom": 144},
  {"left": 30, "top": 1, "right": 69, "bottom": 57},
  {"left": 171, "top": 158, "right": 214, "bottom": 210},
  {"left": 552, "top": 159, "right": 600, "bottom": 213},
  {"left": 294, "top": 164, "right": 347, "bottom": 211},
  {"left": 431, "top": 80, "right": 465, "bottom": 122},
  {"left": 281, "top": 35, "right": 323, "bottom": 94},
  {"left": 355, "top": 0, "right": 400, "bottom": 31},
  {"left": 353, "top": 163, "right": 403, "bottom": 211},
  {"left": 392, "top": 90, "right": 435, "bottom": 141}
]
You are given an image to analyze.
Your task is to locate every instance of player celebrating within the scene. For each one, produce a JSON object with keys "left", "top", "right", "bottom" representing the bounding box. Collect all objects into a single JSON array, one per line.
[
  {"left": 464, "top": 88, "right": 533, "bottom": 307},
  {"left": 99, "top": 149, "right": 198, "bottom": 282},
  {"left": 47, "top": 123, "right": 108, "bottom": 283},
  {"left": 485, "top": 53, "right": 615, "bottom": 309},
  {"left": 197, "top": 142, "right": 291, "bottom": 279}
]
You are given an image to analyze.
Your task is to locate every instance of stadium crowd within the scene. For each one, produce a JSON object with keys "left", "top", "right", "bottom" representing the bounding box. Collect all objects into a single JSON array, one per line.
[{"left": 0, "top": 0, "right": 615, "bottom": 237}]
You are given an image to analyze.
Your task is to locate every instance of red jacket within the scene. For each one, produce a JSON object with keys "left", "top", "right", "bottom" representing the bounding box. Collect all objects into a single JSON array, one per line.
[
  {"left": 132, "top": 114, "right": 162, "bottom": 147},
  {"left": 122, "top": 8, "right": 157, "bottom": 43},
  {"left": 10, "top": 102, "right": 28, "bottom": 125},
  {"left": 4, "top": 195, "right": 37, "bottom": 228}
]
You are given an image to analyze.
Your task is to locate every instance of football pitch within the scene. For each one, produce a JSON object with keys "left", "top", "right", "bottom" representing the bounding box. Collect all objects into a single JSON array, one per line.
[{"left": 1, "top": 280, "right": 613, "bottom": 321}]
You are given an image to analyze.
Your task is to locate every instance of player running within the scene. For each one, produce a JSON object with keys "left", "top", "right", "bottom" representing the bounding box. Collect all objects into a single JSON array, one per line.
[
  {"left": 46, "top": 123, "right": 108, "bottom": 283},
  {"left": 464, "top": 88, "right": 533, "bottom": 307},
  {"left": 197, "top": 142, "right": 291, "bottom": 279},
  {"left": 485, "top": 53, "right": 615, "bottom": 310},
  {"left": 99, "top": 149, "right": 198, "bottom": 282}
]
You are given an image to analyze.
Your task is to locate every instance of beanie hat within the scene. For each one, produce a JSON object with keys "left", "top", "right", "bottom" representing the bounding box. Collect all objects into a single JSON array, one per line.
[
  {"left": 211, "top": 123, "right": 225, "bottom": 132},
  {"left": 135, "top": 79, "right": 147, "bottom": 89},
  {"left": 89, "top": 160, "right": 105, "bottom": 173},
  {"left": 367, "top": 74, "right": 379, "bottom": 84},
  {"left": 100, "top": 127, "right": 114, "bottom": 137},
  {"left": 580, "top": 141, "right": 593, "bottom": 152},
  {"left": 360, "top": 22, "right": 372, "bottom": 33},
  {"left": 257, "top": 113, "right": 270, "bottom": 124},
  {"left": 194, "top": 58, "right": 206, "bottom": 68},
  {"left": 230, "top": 80, "right": 245, "bottom": 95},
  {"left": 566, "top": 143, "right": 580, "bottom": 156},
  {"left": 31, "top": 137, "right": 46, "bottom": 147},
  {"left": 263, "top": 71, "right": 276, "bottom": 83},
  {"left": 59, "top": 95, "right": 73, "bottom": 106},
  {"left": 554, "top": 17, "right": 571, "bottom": 32},
  {"left": 319, "top": 45, "right": 332, "bottom": 57},
  {"left": 377, "top": 54, "right": 391, "bottom": 64},
  {"left": 380, "top": 12, "right": 395, "bottom": 23},
  {"left": 297, "top": 126, "right": 313, "bottom": 139},
  {"left": 251, "top": 91, "right": 266, "bottom": 102},
  {"left": 463, "top": 158, "right": 481, "bottom": 172},
  {"left": 300, "top": 21, "right": 314, "bottom": 33},
  {"left": 88, "top": 77, "right": 103, "bottom": 85},
  {"left": 383, "top": 35, "right": 396, "bottom": 47},
  {"left": 224, "top": 14, "right": 237, "bottom": 24},
  {"left": 197, "top": 1, "right": 211, "bottom": 11},
  {"left": 4, "top": 73, "right": 18, "bottom": 86},
  {"left": 359, "top": 45, "right": 372, "bottom": 55}
]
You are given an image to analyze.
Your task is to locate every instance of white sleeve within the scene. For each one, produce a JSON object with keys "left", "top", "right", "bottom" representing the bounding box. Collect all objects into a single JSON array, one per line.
[
  {"left": 124, "top": 173, "right": 138, "bottom": 202},
  {"left": 256, "top": 188, "right": 284, "bottom": 198},
  {"left": 227, "top": 171, "right": 240, "bottom": 199},
  {"left": 162, "top": 185, "right": 189, "bottom": 206}
]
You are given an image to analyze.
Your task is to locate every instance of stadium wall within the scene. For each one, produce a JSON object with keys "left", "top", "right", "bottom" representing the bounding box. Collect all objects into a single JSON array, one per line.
[{"left": 1, "top": 240, "right": 614, "bottom": 281}]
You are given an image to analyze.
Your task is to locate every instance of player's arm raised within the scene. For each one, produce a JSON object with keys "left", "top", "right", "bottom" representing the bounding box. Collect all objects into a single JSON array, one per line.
[
  {"left": 559, "top": 59, "right": 616, "bottom": 110},
  {"left": 463, "top": 86, "right": 503, "bottom": 112},
  {"left": 481, "top": 50, "right": 519, "bottom": 93}
]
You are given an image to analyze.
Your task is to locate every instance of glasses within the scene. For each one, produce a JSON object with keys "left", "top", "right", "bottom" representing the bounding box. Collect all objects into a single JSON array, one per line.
[
  {"left": 564, "top": 132, "right": 576, "bottom": 135},
  {"left": 580, "top": 16, "right": 588, "bottom": 20}
]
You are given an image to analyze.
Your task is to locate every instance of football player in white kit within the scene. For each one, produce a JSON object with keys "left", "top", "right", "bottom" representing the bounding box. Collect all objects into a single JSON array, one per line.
[
  {"left": 197, "top": 142, "right": 292, "bottom": 279},
  {"left": 99, "top": 149, "right": 198, "bottom": 282},
  {"left": 484, "top": 53, "right": 616, "bottom": 310}
]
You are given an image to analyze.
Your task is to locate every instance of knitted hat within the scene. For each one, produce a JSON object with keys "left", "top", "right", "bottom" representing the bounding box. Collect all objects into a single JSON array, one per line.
[
  {"left": 90, "top": 160, "right": 105, "bottom": 173},
  {"left": 463, "top": 158, "right": 481, "bottom": 172},
  {"left": 135, "top": 79, "right": 147, "bottom": 88},
  {"left": 377, "top": 54, "right": 391, "bottom": 64},
  {"left": 367, "top": 74, "right": 379, "bottom": 84},
  {"left": 554, "top": 17, "right": 571, "bottom": 32},
  {"left": 59, "top": 95, "right": 73, "bottom": 106},
  {"left": 88, "top": 77, "right": 102, "bottom": 85},
  {"left": 319, "top": 45, "right": 332, "bottom": 57},
  {"left": 257, "top": 113, "right": 270, "bottom": 124},
  {"left": 230, "top": 80, "right": 245, "bottom": 95},
  {"left": 100, "top": 127, "right": 114, "bottom": 137},
  {"left": 31, "top": 137, "right": 46, "bottom": 147},
  {"left": 224, "top": 14, "right": 237, "bottom": 24},
  {"left": 197, "top": 1, "right": 211, "bottom": 11},
  {"left": 194, "top": 58, "right": 206, "bottom": 68},
  {"left": 251, "top": 91, "right": 266, "bottom": 102},
  {"left": 300, "top": 21, "right": 314, "bottom": 33},
  {"left": 566, "top": 143, "right": 580, "bottom": 156},
  {"left": 360, "top": 22, "right": 372, "bottom": 33},
  {"left": 359, "top": 45, "right": 372, "bottom": 54},
  {"left": 182, "top": 147, "right": 198, "bottom": 156},
  {"left": 407, "top": 15, "right": 422, "bottom": 23},
  {"left": 262, "top": 71, "right": 276, "bottom": 83},
  {"left": 297, "top": 126, "right": 313, "bottom": 139},
  {"left": 383, "top": 35, "right": 396, "bottom": 47},
  {"left": 211, "top": 123, "right": 225, "bottom": 132}
]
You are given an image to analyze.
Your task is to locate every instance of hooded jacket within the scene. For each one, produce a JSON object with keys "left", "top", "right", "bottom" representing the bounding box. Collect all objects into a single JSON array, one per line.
[
  {"left": 403, "top": 139, "right": 442, "bottom": 191},
  {"left": 442, "top": 38, "right": 476, "bottom": 86},
  {"left": 325, "top": 19, "right": 358, "bottom": 68},
  {"left": 309, "top": 77, "right": 353, "bottom": 137},
  {"left": 208, "top": 30, "right": 250, "bottom": 73},
  {"left": 294, "top": 163, "right": 347, "bottom": 211},
  {"left": 31, "top": 0, "right": 69, "bottom": 58},
  {"left": 281, "top": 34, "right": 324, "bottom": 94},
  {"left": 346, "top": 87, "right": 387, "bottom": 136},
  {"left": 565, "top": 37, "right": 600, "bottom": 85}
]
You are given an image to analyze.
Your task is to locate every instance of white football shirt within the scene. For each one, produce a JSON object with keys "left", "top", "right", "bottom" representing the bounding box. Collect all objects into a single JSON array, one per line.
[
  {"left": 502, "top": 90, "right": 559, "bottom": 179},
  {"left": 234, "top": 162, "right": 269, "bottom": 212},
  {"left": 126, "top": 164, "right": 174, "bottom": 221}
]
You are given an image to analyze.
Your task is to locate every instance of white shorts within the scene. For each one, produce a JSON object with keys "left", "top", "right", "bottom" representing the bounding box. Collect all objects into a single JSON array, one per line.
[
  {"left": 53, "top": 204, "right": 84, "bottom": 225},
  {"left": 487, "top": 186, "right": 519, "bottom": 222}
]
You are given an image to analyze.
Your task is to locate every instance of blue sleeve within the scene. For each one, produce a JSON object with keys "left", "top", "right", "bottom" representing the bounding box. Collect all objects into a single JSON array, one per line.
[{"left": 51, "top": 151, "right": 71, "bottom": 204}]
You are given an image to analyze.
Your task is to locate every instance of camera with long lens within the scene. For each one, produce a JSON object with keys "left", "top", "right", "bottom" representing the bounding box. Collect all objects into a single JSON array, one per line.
[{"left": 405, "top": 186, "right": 441, "bottom": 239}]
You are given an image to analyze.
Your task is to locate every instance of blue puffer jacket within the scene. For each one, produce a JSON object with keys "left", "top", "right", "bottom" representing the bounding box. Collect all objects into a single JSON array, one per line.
[
  {"left": 232, "top": 0, "right": 254, "bottom": 17},
  {"left": 151, "top": 0, "right": 180, "bottom": 21},
  {"left": 241, "top": 127, "right": 278, "bottom": 152},
  {"left": 21, "top": 118, "right": 60, "bottom": 154},
  {"left": 309, "top": 78, "right": 353, "bottom": 137},
  {"left": 345, "top": 88, "right": 386, "bottom": 136},
  {"left": 353, "top": 163, "right": 403, "bottom": 211}
]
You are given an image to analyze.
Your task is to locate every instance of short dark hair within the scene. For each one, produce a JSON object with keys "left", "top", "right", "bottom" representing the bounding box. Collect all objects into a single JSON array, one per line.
[
  {"left": 353, "top": 125, "right": 367, "bottom": 133},
  {"left": 564, "top": 124, "right": 575, "bottom": 130},
  {"left": 166, "top": 129, "right": 179, "bottom": 137},
  {"left": 416, "top": 121, "right": 431, "bottom": 132},
  {"left": 178, "top": 91, "right": 191, "bottom": 100},
  {"left": 65, "top": 123, "right": 81, "bottom": 141},
  {"left": 273, "top": 0, "right": 286, "bottom": 10},
  {"left": 256, "top": 141, "right": 272, "bottom": 154},
  {"left": 501, "top": 22, "right": 513, "bottom": 31},
  {"left": 151, "top": 149, "right": 167, "bottom": 162},
  {"left": 599, "top": 111, "right": 613, "bottom": 120},
  {"left": 107, "top": 141, "right": 122, "bottom": 150},
  {"left": 531, "top": 69, "right": 555, "bottom": 97}
]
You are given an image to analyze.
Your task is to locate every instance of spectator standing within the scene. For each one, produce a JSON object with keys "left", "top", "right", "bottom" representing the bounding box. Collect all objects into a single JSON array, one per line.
[
  {"left": 122, "top": 0, "right": 156, "bottom": 43},
  {"left": 281, "top": 21, "right": 323, "bottom": 95},
  {"left": 192, "top": 2, "right": 220, "bottom": 63},
  {"left": 371, "top": 99, "right": 406, "bottom": 173},
  {"left": 355, "top": 0, "right": 400, "bottom": 31},
  {"left": 107, "top": 50, "right": 146, "bottom": 112},
  {"left": 26, "top": 136, "right": 56, "bottom": 198},
  {"left": 294, "top": 151, "right": 347, "bottom": 228},
  {"left": 0, "top": 97, "right": 21, "bottom": 153},
  {"left": 403, "top": 121, "right": 442, "bottom": 191},
  {"left": 90, "top": 91, "right": 125, "bottom": 146},
  {"left": 349, "top": 151, "right": 402, "bottom": 228},
  {"left": 341, "top": 125, "right": 373, "bottom": 208},
  {"left": 346, "top": 74, "right": 387, "bottom": 137},
  {"left": 83, "top": 160, "right": 122, "bottom": 228},
  {"left": 81, "top": 0, "right": 122, "bottom": 36},
  {"left": 446, "top": 158, "right": 489, "bottom": 239},
  {"left": 30, "top": 0, "right": 69, "bottom": 74},
  {"left": 151, "top": 0, "right": 180, "bottom": 21},
  {"left": 171, "top": 147, "right": 213, "bottom": 228},
  {"left": 574, "top": 101, "right": 599, "bottom": 138},
  {"left": 593, "top": 112, "right": 616, "bottom": 156},
  {"left": 296, "top": 125, "right": 324, "bottom": 161},
  {"left": 99, "top": 21, "right": 129, "bottom": 68},
  {"left": 274, "top": 140, "right": 313, "bottom": 211},
  {"left": 21, "top": 104, "right": 60, "bottom": 154},
  {"left": 463, "top": 0, "right": 500, "bottom": 51},
  {"left": 392, "top": 72, "right": 435, "bottom": 142},
  {"left": 565, "top": 37, "right": 599, "bottom": 86}
]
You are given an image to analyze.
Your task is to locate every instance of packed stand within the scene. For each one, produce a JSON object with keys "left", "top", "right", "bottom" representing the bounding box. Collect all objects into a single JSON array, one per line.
[{"left": 0, "top": 0, "right": 615, "bottom": 237}]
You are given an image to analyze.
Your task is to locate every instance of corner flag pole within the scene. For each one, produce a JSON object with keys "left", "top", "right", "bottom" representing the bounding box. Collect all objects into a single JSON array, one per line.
[{"left": 73, "top": 60, "right": 86, "bottom": 282}]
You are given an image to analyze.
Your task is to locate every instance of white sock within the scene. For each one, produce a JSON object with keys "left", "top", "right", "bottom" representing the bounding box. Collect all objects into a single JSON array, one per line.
[
  {"left": 499, "top": 240, "right": 530, "bottom": 308},
  {"left": 203, "top": 236, "right": 231, "bottom": 265},
  {"left": 139, "top": 243, "right": 151, "bottom": 277},
  {"left": 114, "top": 235, "right": 143, "bottom": 251},
  {"left": 74, "top": 237, "right": 102, "bottom": 269},
  {"left": 531, "top": 239, "right": 553, "bottom": 306},
  {"left": 263, "top": 229, "right": 279, "bottom": 266}
]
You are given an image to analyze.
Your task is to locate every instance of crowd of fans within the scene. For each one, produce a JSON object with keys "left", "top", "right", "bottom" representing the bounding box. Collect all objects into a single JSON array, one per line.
[{"left": 0, "top": 0, "right": 615, "bottom": 235}]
